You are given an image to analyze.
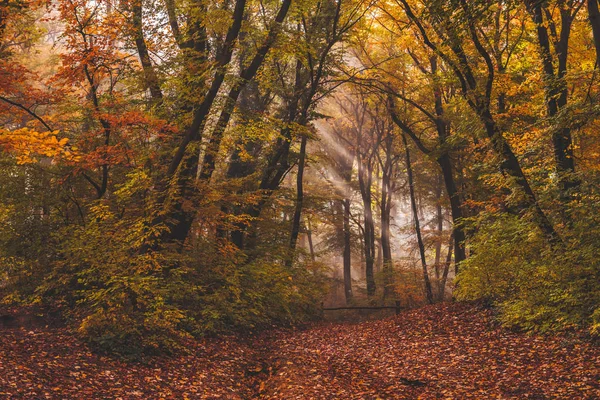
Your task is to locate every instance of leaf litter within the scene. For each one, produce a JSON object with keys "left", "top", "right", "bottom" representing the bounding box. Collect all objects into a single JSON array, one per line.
[{"left": 0, "top": 303, "right": 598, "bottom": 399}]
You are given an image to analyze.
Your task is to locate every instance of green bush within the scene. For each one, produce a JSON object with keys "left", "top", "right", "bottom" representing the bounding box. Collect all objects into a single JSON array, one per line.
[
  {"left": 0, "top": 171, "right": 327, "bottom": 358},
  {"left": 456, "top": 211, "right": 600, "bottom": 334}
]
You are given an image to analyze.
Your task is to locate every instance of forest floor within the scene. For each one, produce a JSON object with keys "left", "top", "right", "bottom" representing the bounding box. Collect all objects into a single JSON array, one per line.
[{"left": 0, "top": 302, "right": 598, "bottom": 399}]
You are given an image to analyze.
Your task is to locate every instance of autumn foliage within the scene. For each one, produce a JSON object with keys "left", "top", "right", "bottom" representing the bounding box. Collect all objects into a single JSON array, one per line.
[{"left": 0, "top": 0, "right": 599, "bottom": 380}]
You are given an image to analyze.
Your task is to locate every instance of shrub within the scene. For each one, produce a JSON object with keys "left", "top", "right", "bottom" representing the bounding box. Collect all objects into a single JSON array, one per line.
[
  {"left": 0, "top": 171, "right": 327, "bottom": 357},
  {"left": 456, "top": 212, "right": 600, "bottom": 334}
]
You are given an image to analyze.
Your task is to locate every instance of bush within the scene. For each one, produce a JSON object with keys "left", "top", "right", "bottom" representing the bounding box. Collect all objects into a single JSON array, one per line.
[
  {"left": 456, "top": 211, "right": 600, "bottom": 334},
  {"left": 0, "top": 171, "right": 327, "bottom": 358}
]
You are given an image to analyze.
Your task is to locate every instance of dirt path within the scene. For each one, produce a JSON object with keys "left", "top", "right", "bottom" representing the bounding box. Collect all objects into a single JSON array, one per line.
[
  {"left": 249, "top": 303, "right": 599, "bottom": 399},
  {"left": 0, "top": 303, "right": 598, "bottom": 399}
]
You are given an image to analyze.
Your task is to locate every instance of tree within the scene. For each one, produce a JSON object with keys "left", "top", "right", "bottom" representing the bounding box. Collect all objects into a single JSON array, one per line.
[
  {"left": 402, "top": 133, "right": 434, "bottom": 304},
  {"left": 371, "top": 103, "right": 399, "bottom": 300},
  {"left": 524, "top": 0, "right": 580, "bottom": 196},
  {"left": 392, "top": 0, "right": 560, "bottom": 243}
]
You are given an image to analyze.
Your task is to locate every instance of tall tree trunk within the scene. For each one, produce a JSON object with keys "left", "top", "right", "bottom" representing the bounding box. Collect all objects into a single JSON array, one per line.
[
  {"left": 433, "top": 176, "right": 443, "bottom": 283},
  {"left": 339, "top": 145, "right": 355, "bottom": 304},
  {"left": 158, "top": 0, "right": 247, "bottom": 247},
  {"left": 439, "top": 234, "right": 453, "bottom": 302},
  {"left": 306, "top": 218, "right": 315, "bottom": 261},
  {"left": 343, "top": 197, "right": 353, "bottom": 303},
  {"left": 381, "top": 146, "right": 394, "bottom": 300},
  {"left": 436, "top": 153, "right": 466, "bottom": 273},
  {"left": 224, "top": 82, "right": 268, "bottom": 249},
  {"left": 482, "top": 109, "right": 560, "bottom": 243},
  {"left": 430, "top": 55, "right": 467, "bottom": 272},
  {"left": 198, "top": 0, "right": 292, "bottom": 184},
  {"left": 243, "top": 60, "right": 303, "bottom": 251},
  {"left": 526, "top": 0, "right": 577, "bottom": 194},
  {"left": 131, "top": 0, "right": 163, "bottom": 102},
  {"left": 381, "top": 217, "right": 392, "bottom": 299},
  {"left": 163, "top": 0, "right": 294, "bottom": 247},
  {"left": 399, "top": 0, "right": 559, "bottom": 245},
  {"left": 375, "top": 239, "right": 382, "bottom": 273},
  {"left": 358, "top": 156, "right": 376, "bottom": 296},
  {"left": 589, "top": 0, "right": 600, "bottom": 68},
  {"left": 403, "top": 134, "right": 434, "bottom": 304},
  {"left": 230, "top": 2, "right": 343, "bottom": 250},
  {"left": 167, "top": 0, "right": 246, "bottom": 178},
  {"left": 289, "top": 135, "right": 308, "bottom": 254}
]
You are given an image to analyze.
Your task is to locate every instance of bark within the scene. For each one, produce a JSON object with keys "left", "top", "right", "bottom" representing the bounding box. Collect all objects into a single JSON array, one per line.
[
  {"left": 358, "top": 154, "right": 376, "bottom": 296},
  {"left": 482, "top": 109, "right": 559, "bottom": 242},
  {"left": 306, "top": 218, "right": 315, "bottom": 261},
  {"left": 83, "top": 65, "right": 110, "bottom": 199},
  {"left": 402, "top": 134, "right": 434, "bottom": 305},
  {"left": 380, "top": 135, "right": 394, "bottom": 300},
  {"left": 242, "top": 61, "right": 304, "bottom": 251},
  {"left": 343, "top": 197, "right": 353, "bottom": 303},
  {"left": 131, "top": 0, "right": 163, "bottom": 102},
  {"left": 241, "top": 0, "right": 346, "bottom": 250},
  {"left": 337, "top": 136, "right": 355, "bottom": 304},
  {"left": 231, "top": 0, "right": 348, "bottom": 251},
  {"left": 434, "top": 177, "right": 443, "bottom": 282},
  {"left": 167, "top": 0, "right": 247, "bottom": 178},
  {"left": 526, "top": 0, "right": 577, "bottom": 194},
  {"left": 375, "top": 239, "right": 382, "bottom": 274},
  {"left": 388, "top": 54, "right": 467, "bottom": 273},
  {"left": 439, "top": 234, "right": 453, "bottom": 302},
  {"left": 381, "top": 206, "right": 393, "bottom": 298},
  {"left": 289, "top": 134, "right": 308, "bottom": 253},
  {"left": 164, "top": 0, "right": 183, "bottom": 48},
  {"left": 589, "top": 0, "right": 600, "bottom": 68},
  {"left": 429, "top": 51, "right": 466, "bottom": 273},
  {"left": 437, "top": 153, "right": 466, "bottom": 272},
  {"left": 199, "top": 0, "right": 292, "bottom": 183},
  {"left": 157, "top": 0, "right": 247, "bottom": 246},
  {"left": 162, "top": 0, "right": 285, "bottom": 246},
  {"left": 288, "top": 1, "right": 347, "bottom": 255},
  {"left": 226, "top": 82, "right": 269, "bottom": 249},
  {"left": 461, "top": 0, "right": 560, "bottom": 243},
  {"left": 389, "top": 105, "right": 466, "bottom": 272}
]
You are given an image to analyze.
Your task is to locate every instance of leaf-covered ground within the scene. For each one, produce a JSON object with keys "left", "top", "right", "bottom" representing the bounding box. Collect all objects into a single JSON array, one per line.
[{"left": 0, "top": 303, "right": 598, "bottom": 399}]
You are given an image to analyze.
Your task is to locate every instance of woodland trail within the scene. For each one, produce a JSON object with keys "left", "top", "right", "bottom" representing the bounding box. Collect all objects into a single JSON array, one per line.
[{"left": 0, "top": 303, "right": 598, "bottom": 399}]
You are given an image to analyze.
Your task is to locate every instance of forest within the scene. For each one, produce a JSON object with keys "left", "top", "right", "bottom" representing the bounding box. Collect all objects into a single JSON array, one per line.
[{"left": 0, "top": 0, "right": 599, "bottom": 398}]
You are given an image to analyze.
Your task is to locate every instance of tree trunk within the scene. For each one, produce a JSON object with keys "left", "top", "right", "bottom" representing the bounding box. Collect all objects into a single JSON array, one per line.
[
  {"left": 434, "top": 177, "right": 443, "bottom": 283},
  {"left": 306, "top": 218, "right": 315, "bottom": 261},
  {"left": 131, "top": 0, "right": 163, "bottom": 102},
  {"left": 399, "top": 0, "right": 559, "bottom": 246},
  {"left": 339, "top": 145, "right": 355, "bottom": 304},
  {"left": 358, "top": 155, "right": 376, "bottom": 296},
  {"left": 436, "top": 153, "right": 466, "bottom": 273},
  {"left": 589, "top": 0, "right": 600, "bottom": 68},
  {"left": 158, "top": 0, "right": 248, "bottom": 247},
  {"left": 403, "top": 134, "right": 434, "bottom": 304},
  {"left": 225, "top": 82, "right": 268, "bottom": 249},
  {"left": 526, "top": 0, "right": 577, "bottom": 194},
  {"left": 431, "top": 55, "right": 467, "bottom": 272},
  {"left": 439, "top": 234, "right": 453, "bottom": 302},
  {"left": 199, "top": 0, "right": 292, "bottom": 184},
  {"left": 481, "top": 109, "right": 560, "bottom": 243},
  {"left": 163, "top": 0, "right": 293, "bottom": 247},
  {"left": 343, "top": 198, "right": 353, "bottom": 303},
  {"left": 223, "top": 57, "right": 304, "bottom": 252},
  {"left": 381, "top": 146, "right": 394, "bottom": 300},
  {"left": 290, "top": 134, "right": 308, "bottom": 254}
]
